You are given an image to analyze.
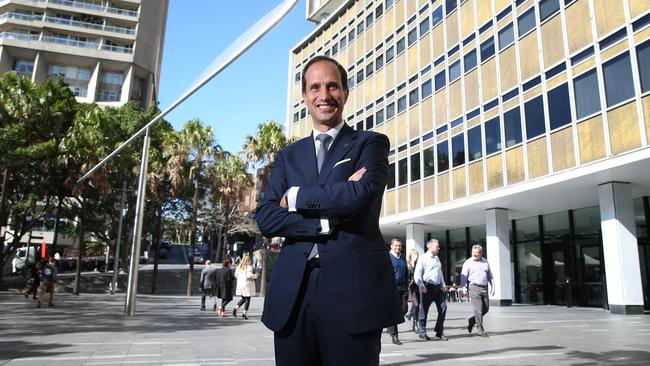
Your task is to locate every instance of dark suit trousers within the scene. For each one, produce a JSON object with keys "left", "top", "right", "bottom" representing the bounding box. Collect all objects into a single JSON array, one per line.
[
  {"left": 468, "top": 283, "right": 489, "bottom": 333},
  {"left": 418, "top": 284, "right": 447, "bottom": 337},
  {"left": 274, "top": 266, "right": 382, "bottom": 366},
  {"left": 387, "top": 285, "right": 409, "bottom": 336}
]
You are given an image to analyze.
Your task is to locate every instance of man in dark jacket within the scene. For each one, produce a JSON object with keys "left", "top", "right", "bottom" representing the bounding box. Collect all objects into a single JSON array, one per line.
[
  {"left": 386, "top": 238, "right": 409, "bottom": 345},
  {"left": 214, "top": 258, "right": 234, "bottom": 317},
  {"left": 199, "top": 260, "right": 216, "bottom": 311}
]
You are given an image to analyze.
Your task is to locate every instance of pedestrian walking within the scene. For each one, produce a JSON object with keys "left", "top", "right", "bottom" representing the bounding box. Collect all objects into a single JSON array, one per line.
[
  {"left": 24, "top": 262, "right": 41, "bottom": 300},
  {"left": 386, "top": 239, "right": 409, "bottom": 345},
  {"left": 233, "top": 255, "right": 258, "bottom": 320},
  {"left": 460, "top": 244, "right": 495, "bottom": 337},
  {"left": 37, "top": 256, "right": 57, "bottom": 308},
  {"left": 405, "top": 248, "right": 420, "bottom": 334},
  {"left": 215, "top": 258, "right": 234, "bottom": 317},
  {"left": 199, "top": 260, "right": 216, "bottom": 311},
  {"left": 414, "top": 239, "right": 448, "bottom": 341}
]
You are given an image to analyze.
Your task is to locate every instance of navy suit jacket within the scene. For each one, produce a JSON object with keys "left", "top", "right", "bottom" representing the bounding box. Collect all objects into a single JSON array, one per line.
[{"left": 256, "top": 123, "right": 403, "bottom": 334}]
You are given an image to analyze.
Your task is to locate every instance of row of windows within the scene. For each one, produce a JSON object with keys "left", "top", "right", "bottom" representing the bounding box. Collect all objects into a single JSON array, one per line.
[{"left": 385, "top": 39, "right": 650, "bottom": 189}]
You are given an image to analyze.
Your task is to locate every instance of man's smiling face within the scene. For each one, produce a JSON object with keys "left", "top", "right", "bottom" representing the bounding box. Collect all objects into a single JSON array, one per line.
[{"left": 302, "top": 60, "right": 349, "bottom": 132}]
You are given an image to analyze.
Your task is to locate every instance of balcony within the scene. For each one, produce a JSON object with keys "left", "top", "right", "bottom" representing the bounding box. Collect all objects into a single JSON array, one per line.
[
  {"left": 48, "top": 0, "right": 138, "bottom": 18},
  {"left": 0, "top": 31, "right": 133, "bottom": 55},
  {"left": 41, "top": 34, "right": 98, "bottom": 49},
  {"left": 0, "top": 12, "right": 136, "bottom": 36},
  {"left": 306, "top": 0, "right": 345, "bottom": 24}
]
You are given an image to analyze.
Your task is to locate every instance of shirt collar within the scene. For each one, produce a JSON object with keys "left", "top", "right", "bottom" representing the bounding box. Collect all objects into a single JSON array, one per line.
[
  {"left": 390, "top": 250, "right": 401, "bottom": 259},
  {"left": 313, "top": 121, "right": 344, "bottom": 144}
]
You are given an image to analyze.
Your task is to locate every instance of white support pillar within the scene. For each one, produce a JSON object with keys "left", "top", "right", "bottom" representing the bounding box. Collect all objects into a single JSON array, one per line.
[
  {"left": 598, "top": 182, "right": 644, "bottom": 314},
  {"left": 406, "top": 223, "right": 425, "bottom": 255},
  {"left": 486, "top": 208, "right": 512, "bottom": 306}
]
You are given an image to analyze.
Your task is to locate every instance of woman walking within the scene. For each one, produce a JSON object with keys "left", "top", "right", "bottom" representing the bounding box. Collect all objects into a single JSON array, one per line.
[
  {"left": 406, "top": 248, "right": 420, "bottom": 333},
  {"left": 215, "top": 258, "right": 235, "bottom": 317},
  {"left": 232, "top": 255, "right": 258, "bottom": 320}
]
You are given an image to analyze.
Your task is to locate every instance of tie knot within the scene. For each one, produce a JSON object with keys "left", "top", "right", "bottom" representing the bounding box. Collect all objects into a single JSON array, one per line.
[{"left": 316, "top": 133, "right": 332, "bottom": 145}]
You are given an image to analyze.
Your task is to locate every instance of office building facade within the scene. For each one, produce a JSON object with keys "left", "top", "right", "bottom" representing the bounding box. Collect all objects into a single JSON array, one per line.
[
  {"left": 0, "top": 0, "right": 168, "bottom": 108},
  {"left": 287, "top": 0, "right": 650, "bottom": 313}
]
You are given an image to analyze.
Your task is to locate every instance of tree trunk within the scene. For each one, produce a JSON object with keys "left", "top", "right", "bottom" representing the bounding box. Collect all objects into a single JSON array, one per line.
[
  {"left": 151, "top": 202, "right": 162, "bottom": 294},
  {"left": 215, "top": 227, "right": 223, "bottom": 263},
  {"left": 51, "top": 194, "right": 63, "bottom": 257},
  {"left": 0, "top": 168, "right": 9, "bottom": 283},
  {"left": 187, "top": 176, "right": 199, "bottom": 297},
  {"left": 73, "top": 186, "right": 87, "bottom": 296}
]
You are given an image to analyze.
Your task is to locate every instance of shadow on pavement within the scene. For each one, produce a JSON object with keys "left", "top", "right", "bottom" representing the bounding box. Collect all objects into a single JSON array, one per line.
[
  {"left": 565, "top": 350, "right": 650, "bottom": 365},
  {"left": 393, "top": 345, "right": 565, "bottom": 365},
  {"left": 0, "top": 340, "right": 72, "bottom": 361}
]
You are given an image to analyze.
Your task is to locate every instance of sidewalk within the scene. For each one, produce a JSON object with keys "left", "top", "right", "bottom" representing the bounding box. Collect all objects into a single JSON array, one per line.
[{"left": 0, "top": 291, "right": 648, "bottom": 365}]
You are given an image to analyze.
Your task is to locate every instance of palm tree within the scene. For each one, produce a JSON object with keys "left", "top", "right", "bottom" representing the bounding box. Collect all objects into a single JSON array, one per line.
[{"left": 164, "top": 119, "right": 214, "bottom": 296}]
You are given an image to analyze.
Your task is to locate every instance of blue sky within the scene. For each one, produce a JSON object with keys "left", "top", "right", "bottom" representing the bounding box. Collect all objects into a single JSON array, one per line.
[{"left": 157, "top": 1, "right": 315, "bottom": 155}]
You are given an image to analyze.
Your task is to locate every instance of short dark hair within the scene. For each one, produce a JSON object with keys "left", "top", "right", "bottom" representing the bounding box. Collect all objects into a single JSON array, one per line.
[
  {"left": 301, "top": 55, "right": 348, "bottom": 94},
  {"left": 222, "top": 258, "right": 232, "bottom": 267}
]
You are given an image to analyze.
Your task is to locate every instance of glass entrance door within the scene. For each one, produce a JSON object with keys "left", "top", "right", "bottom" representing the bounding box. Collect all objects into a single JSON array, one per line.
[{"left": 576, "top": 243, "right": 604, "bottom": 307}]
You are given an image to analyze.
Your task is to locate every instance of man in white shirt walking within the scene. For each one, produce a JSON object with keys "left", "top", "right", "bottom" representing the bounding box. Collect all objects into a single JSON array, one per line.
[{"left": 413, "top": 239, "right": 448, "bottom": 341}]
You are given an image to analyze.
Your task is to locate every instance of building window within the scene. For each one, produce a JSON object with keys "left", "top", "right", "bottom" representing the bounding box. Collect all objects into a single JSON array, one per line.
[
  {"left": 50, "top": 65, "right": 67, "bottom": 77},
  {"left": 518, "top": 8, "right": 535, "bottom": 37},
  {"left": 435, "top": 70, "right": 446, "bottom": 91},
  {"left": 498, "top": 23, "right": 514, "bottom": 50},
  {"left": 464, "top": 49, "right": 477, "bottom": 72},
  {"left": 603, "top": 52, "right": 635, "bottom": 107},
  {"left": 357, "top": 22, "right": 364, "bottom": 35},
  {"left": 480, "top": 37, "right": 495, "bottom": 62},
  {"left": 504, "top": 107, "right": 523, "bottom": 147},
  {"left": 357, "top": 69, "right": 364, "bottom": 84},
  {"left": 398, "top": 158, "right": 408, "bottom": 186},
  {"left": 366, "top": 13, "right": 374, "bottom": 27},
  {"left": 13, "top": 60, "right": 34, "bottom": 76},
  {"left": 548, "top": 83, "right": 572, "bottom": 130},
  {"left": 397, "top": 37, "right": 406, "bottom": 54},
  {"left": 408, "top": 28, "right": 418, "bottom": 46},
  {"left": 376, "top": 4, "right": 384, "bottom": 18},
  {"left": 332, "top": 43, "right": 338, "bottom": 55},
  {"left": 573, "top": 69, "right": 601, "bottom": 119},
  {"left": 340, "top": 37, "right": 347, "bottom": 49},
  {"left": 397, "top": 95, "right": 407, "bottom": 113},
  {"left": 539, "top": 0, "right": 560, "bottom": 22},
  {"left": 356, "top": 121, "right": 364, "bottom": 131},
  {"left": 293, "top": 112, "right": 299, "bottom": 122},
  {"left": 387, "top": 102, "right": 396, "bottom": 119},
  {"left": 485, "top": 117, "right": 501, "bottom": 154},
  {"left": 420, "top": 17, "right": 430, "bottom": 36},
  {"left": 452, "top": 133, "right": 465, "bottom": 166},
  {"left": 365, "top": 115, "right": 374, "bottom": 130},
  {"left": 387, "top": 162, "right": 396, "bottom": 189},
  {"left": 468, "top": 126, "right": 482, "bottom": 161},
  {"left": 637, "top": 41, "right": 650, "bottom": 93},
  {"left": 422, "top": 79, "right": 432, "bottom": 99},
  {"left": 432, "top": 5, "right": 443, "bottom": 27},
  {"left": 294, "top": 72, "right": 300, "bottom": 82},
  {"left": 424, "top": 146, "right": 435, "bottom": 177},
  {"left": 445, "top": 0, "right": 458, "bottom": 16},
  {"left": 366, "top": 62, "right": 374, "bottom": 77},
  {"left": 411, "top": 152, "right": 421, "bottom": 181},
  {"left": 524, "top": 95, "right": 546, "bottom": 139},
  {"left": 97, "top": 89, "right": 120, "bottom": 102},
  {"left": 76, "top": 68, "right": 91, "bottom": 81},
  {"left": 376, "top": 109, "right": 385, "bottom": 125},
  {"left": 437, "top": 140, "right": 449, "bottom": 172},
  {"left": 386, "top": 46, "right": 395, "bottom": 62},
  {"left": 376, "top": 54, "right": 384, "bottom": 70},
  {"left": 409, "top": 88, "right": 419, "bottom": 106},
  {"left": 449, "top": 60, "right": 461, "bottom": 82}
]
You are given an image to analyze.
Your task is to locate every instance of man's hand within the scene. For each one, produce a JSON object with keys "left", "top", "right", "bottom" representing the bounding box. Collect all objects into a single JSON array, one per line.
[
  {"left": 348, "top": 167, "right": 367, "bottom": 181},
  {"left": 420, "top": 286, "right": 427, "bottom": 294},
  {"left": 490, "top": 285, "right": 496, "bottom": 297},
  {"left": 279, "top": 193, "right": 288, "bottom": 208}
]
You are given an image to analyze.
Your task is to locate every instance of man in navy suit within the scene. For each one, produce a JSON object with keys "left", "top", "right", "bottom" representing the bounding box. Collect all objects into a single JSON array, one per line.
[{"left": 256, "top": 55, "right": 402, "bottom": 366}]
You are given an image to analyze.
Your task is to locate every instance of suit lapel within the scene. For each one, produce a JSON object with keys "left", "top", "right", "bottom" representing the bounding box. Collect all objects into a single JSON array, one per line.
[
  {"left": 318, "top": 124, "right": 357, "bottom": 184},
  {"left": 296, "top": 134, "right": 319, "bottom": 182}
]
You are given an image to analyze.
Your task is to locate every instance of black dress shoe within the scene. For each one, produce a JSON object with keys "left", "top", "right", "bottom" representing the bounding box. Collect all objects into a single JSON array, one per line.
[
  {"left": 418, "top": 334, "right": 432, "bottom": 341},
  {"left": 467, "top": 323, "right": 473, "bottom": 333},
  {"left": 200, "top": 307, "right": 205, "bottom": 311},
  {"left": 436, "top": 335, "right": 448, "bottom": 341},
  {"left": 391, "top": 335, "right": 402, "bottom": 345},
  {"left": 405, "top": 313, "right": 412, "bottom": 321}
]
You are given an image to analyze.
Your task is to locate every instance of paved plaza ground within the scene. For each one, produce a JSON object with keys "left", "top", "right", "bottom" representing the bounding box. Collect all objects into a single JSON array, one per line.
[{"left": 0, "top": 291, "right": 648, "bottom": 365}]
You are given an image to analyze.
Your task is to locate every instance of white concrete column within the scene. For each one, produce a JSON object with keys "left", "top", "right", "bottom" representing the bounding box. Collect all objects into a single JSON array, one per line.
[
  {"left": 486, "top": 208, "right": 512, "bottom": 306},
  {"left": 0, "top": 46, "right": 12, "bottom": 74},
  {"left": 406, "top": 223, "right": 425, "bottom": 255},
  {"left": 598, "top": 182, "right": 644, "bottom": 314},
  {"left": 32, "top": 51, "right": 47, "bottom": 84},
  {"left": 87, "top": 61, "right": 101, "bottom": 102},
  {"left": 120, "top": 65, "right": 134, "bottom": 104}
]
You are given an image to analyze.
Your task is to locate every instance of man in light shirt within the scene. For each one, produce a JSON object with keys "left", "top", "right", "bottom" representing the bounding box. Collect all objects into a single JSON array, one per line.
[
  {"left": 413, "top": 239, "right": 448, "bottom": 341},
  {"left": 460, "top": 244, "right": 495, "bottom": 337}
]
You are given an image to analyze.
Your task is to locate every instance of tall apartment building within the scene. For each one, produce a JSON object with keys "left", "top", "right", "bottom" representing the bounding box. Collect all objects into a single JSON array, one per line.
[
  {"left": 0, "top": 0, "right": 168, "bottom": 108},
  {"left": 287, "top": 0, "right": 650, "bottom": 313}
]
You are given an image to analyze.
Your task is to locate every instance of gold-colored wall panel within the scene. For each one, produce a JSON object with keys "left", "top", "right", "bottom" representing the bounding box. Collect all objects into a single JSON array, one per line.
[
  {"left": 601, "top": 40, "right": 629, "bottom": 62},
  {"left": 385, "top": 190, "right": 396, "bottom": 215},
  {"left": 496, "top": 0, "right": 511, "bottom": 12},
  {"left": 423, "top": 177, "right": 435, "bottom": 207},
  {"left": 409, "top": 106, "right": 420, "bottom": 139},
  {"left": 565, "top": 0, "right": 592, "bottom": 54},
  {"left": 420, "top": 33, "right": 431, "bottom": 66},
  {"left": 398, "top": 186, "right": 408, "bottom": 213},
  {"left": 464, "top": 69, "right": 480, "bottom": 109},
  {"left": 506, "top": 146, "right": 525, "bottom": 185},
  {"left": 546, "top": 73, "right": 567, "bottom": 89},
  {"left": 644, "top": 95, "right": 650, "bottom": 146},
  {"left": 550, "top": 127, "right": 576, "bottom": 172},
  {"left": 410, "top": 183, "right": 421, "bottom": 210},
  {"left": 481, "top": 58, "right": 498, "bottom": 101},
  {"left": 396, "top": 0, "right": 405, "bottom": 26},
  {"left": 468, "top": 161, "right": 484, "bottom": 195},
  {"left": 500, "top": 46, "right": 518, "bottom": 91},
  {"left": 527, "top": 137, "right": 549, "bottom": 179},
  {"left": 376, "top": 69, "right": 386, "bottom": 95},
  {"left": 447, "top": 12, "right": 459, "bottom": 47},
  {"left": 366, "top": 74, "right": 374, "bottom": 102},
  {"left": 460, "top": 0, "right": 475, "bottom": 39},
  {"left": 608, "top": 101, "right": 642, "bottom": 154},
  {"left": 452, "top": 167, "right": 466, "bottom": 199},
  {"left": 433, "top": 25, "right": 445, "bottom": 58},
  {"left": 408, "top": 44, "right": 418, "bottom": 76},
  {"left": 355, "top": 83, "right": 364, "bottom": 109},
  {"left": 356, "top": 37, "right": 364, "bottom": 60},
  {"left": 519, "top": 32, "right": 540, "bottom": 80},
  {"left": 438, "top": 173, "right": 450, "bottom": 203},
  {"left": 385, "top": 118, "right": 396, "bottom": 149},
  {"left": 541, "top": 15, "right": 565, "bottom": 67},
  {"left": 386, "top": 61, "right": 395, "bottom": 90},
  {"left": 486, "top": 153, "right": 504, "bottom": 190},
  {"left": 477, "top": 0, "right": 493, "bottom": 27},
  {"left": 406, "top": 0, "right": 416, "bottom": 17},
  {"left": 375, "top": 17, "right": 384, "bottom": 42},
  {"left": 635, "top": 25, "right": 650, "bottom": 44},
  {"left": 449, "top": 80, "right": 463, "bottom": 118},
  {"left": 385, "top": 7, "right": 394, "bottom": 38},
  {"left": 435, "top": 90, "right": 447, "bottom": 126},
  {"left": 594, "top": 0, "right": 625, "bottom": 37},
  {"left": 397, "top": 112, "right": 408, "bottom": 146},
  {"left": 630, "top": 0, "right": 650, "bottom": 18},
  {"left": 422, "top": 98, "right": 433, "bottom": 133},
  {"left": 397, "top": 53, "right": 406, "bottom": 83},
  {"left": 577, "top": 115, "right": 606, "bottom": 163}
]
